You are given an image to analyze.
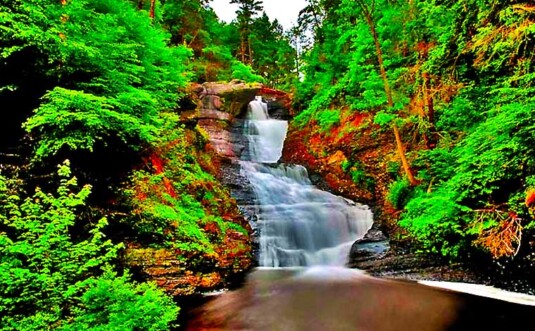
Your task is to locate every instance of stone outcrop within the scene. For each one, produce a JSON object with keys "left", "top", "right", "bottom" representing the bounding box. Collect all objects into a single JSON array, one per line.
[
  {"left": 183, "top": 80, "right": 262, "bottom": 160},
  {"left": 258, "top": 87, "right": 293, "bottom": 119},
  {"left": 124, "top": 244, "right": 251, "bottom": 296},
  {"left": 201, "top": 80, "right": 262, "bottom": 117},
  {"left": 348, "top": 223, "right": 389, "bottom": 265}
]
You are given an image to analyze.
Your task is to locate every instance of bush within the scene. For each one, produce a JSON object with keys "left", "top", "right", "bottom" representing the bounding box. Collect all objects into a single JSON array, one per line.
[
  {"left": 0, "top": 161, "right": 179, "bottom": 330},
  {"left": 65, "top": 270, "right": 179, "bottom": 331},
  {"left": 316, "top": 109, "right": 341, "bottom": 132},
  {"left": 387, "top": 177, "right": 416, "bottom": 210},
  {"left": 399, "top": 191, "right": 471, "bottom": 258},
  {"left": 231, "top": 61, "right": 265, "bottom": 83}
]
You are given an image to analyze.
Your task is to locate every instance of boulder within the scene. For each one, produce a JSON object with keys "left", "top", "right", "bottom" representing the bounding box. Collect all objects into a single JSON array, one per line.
[
  {"left": 198, "top": 109, "right": 233, "bottom": 122},
  {"left": 348, "top": 225, "right": 389, "bottom": 266}
]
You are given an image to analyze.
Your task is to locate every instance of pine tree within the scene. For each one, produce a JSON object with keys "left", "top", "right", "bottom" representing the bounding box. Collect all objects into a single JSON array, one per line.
[{"left": 230, "top": 0, "right": 263, "bottom": 64}]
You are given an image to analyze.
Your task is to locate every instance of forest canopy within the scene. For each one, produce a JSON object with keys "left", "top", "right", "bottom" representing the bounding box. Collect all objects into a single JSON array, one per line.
[{"left": 292, "top": 0, "right": 535, "bottom": 260}]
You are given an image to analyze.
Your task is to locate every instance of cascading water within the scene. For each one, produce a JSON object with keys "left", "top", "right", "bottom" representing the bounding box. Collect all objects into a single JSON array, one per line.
[
  {"left": 241, "top": 97, "right": 373, "bottom": 267},
  {"left": 244, "top": 96, "right": 288, "bottom": 163}
]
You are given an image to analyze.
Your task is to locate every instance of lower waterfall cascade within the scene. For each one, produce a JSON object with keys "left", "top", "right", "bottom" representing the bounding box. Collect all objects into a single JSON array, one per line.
[{"left": 241, "top": 97, "right": 373, "bottom": 267}]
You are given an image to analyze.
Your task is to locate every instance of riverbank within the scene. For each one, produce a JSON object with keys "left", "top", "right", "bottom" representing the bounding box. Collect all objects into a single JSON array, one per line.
[{"left": 349, "top": 240, "right": 535, "bottom": 295}]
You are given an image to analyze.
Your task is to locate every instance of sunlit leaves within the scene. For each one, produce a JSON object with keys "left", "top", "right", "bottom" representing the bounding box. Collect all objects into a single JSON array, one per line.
[{"left": 0, "top": 161, "right": 178, "bottom": 330}]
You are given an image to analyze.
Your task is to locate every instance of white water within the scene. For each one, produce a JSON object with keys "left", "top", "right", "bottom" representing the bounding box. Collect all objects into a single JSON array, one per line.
[
  {"left": 245, "top": 97, "right": 288, "bottom": 163},
  {"left": 241, "top": 98, "right": 373, "bottom": 267}
]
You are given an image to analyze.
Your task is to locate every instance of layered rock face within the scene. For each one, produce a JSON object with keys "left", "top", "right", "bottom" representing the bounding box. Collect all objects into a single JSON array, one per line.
[
  {"left": 123, "top": 81, "right": 292, "bottom": 296},
  {"left": 185, "top": 80, "right": 262, "bottom": 160}
]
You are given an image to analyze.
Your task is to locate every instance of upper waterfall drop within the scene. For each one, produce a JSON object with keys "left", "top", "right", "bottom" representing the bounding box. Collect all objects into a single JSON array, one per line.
[
  {"left": 241, "top": 97, "right": 373, "bottom": 267},
  {"left": 245, "top": 96, "right": 288, "bottom": 163},
  {"left": 247, "top": 96, "right": 270, "bottom": 120}
]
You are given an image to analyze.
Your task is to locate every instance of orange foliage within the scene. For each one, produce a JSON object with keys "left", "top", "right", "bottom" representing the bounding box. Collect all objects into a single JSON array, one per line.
[
  {"left": 163, "top": 177, "right": 177, "bottom": 198},
  {"left": 472, "top": 209, "right": 523, "bottom": 259},
  {"left": 203, "top": 222, "right": 221, "bottom": 236},
  {"left": 525, "top": 188, "right": 535, "bottom": 208}
]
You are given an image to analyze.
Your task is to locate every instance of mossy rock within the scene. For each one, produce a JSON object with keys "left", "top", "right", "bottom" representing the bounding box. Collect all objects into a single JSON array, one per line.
[{"left": 202, "top": 81, "right": 262, "bottom": 117}]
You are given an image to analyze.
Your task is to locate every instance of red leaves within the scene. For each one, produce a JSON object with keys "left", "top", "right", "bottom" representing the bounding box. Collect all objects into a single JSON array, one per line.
[
  {"left": 472, "top": 208, "right": 523, "bottom": 259},
  {"left": 149, "top": 153, "right": 165, "bottom": 174}
]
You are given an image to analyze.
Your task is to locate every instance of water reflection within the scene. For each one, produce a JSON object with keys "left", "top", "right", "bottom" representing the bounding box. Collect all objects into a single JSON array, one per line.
[{"left": 186, "top": 267, "right": 534, "bottom": 331}]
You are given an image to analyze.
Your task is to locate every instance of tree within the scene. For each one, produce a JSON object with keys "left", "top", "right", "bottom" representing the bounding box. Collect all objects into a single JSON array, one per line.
[
  {"left": 353, "top": 0, "right": 417, "bottom": 186},
  {"left": 0, "top": 0, "right": 191, "bottom": 195},
  {"left": 248, "top": 13, "right": 298, "bottom": 87},
  {"left": 230, "top": 0, "right": 263, "bottom": 64}
]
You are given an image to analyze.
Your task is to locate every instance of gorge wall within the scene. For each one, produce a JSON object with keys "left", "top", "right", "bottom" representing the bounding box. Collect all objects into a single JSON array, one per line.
[{"left": 124, "top": 81, "right": 263, "bottom": 296}]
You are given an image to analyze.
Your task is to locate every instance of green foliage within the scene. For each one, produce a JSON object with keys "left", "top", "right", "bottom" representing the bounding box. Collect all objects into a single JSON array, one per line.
[
  {"left": 158, "top": 0, "right": 296, "bottom": 87},
  {"left": 1, "top": 0, "right": 191, "bottom": 162},
  {"left": 387, "top": 177, "right": 417, "bottom": 210},
  {"left": 294, "top": 0, "right": 535, "bottom": 260},
  {"left": 316, "top": 109, "right": 341, "bottom": 131},
  {"left": 435, "top": 87, "right": 488, "bottom": 135},
  {"left": 447, "top": 97, "right": 535, "bottom": 202},
  {"left": 373, "top": 111, "right": 396, "bottom": 127},
  {"left": 400, "top": 191, "right": 471, "bottom": 257},
  {"left": 341, "top": 159, "right": 374, "bottom": 191},
  {"left": 0, "top": 161, "right": 178, "bottom": 330},
  {"left": 25, "top": 88, "right": 157, "bottom": 159},
  {"left": 65, "top": 269, "right": 179, "bottom": 331},
  {"left": 124, "top": 114, "right": 247, "bottom": 255},
  {"left": 341, "top": 159, "right": 351, "bottom": 173},
  {"left": 230, "top": 61, "right": 265, "bottom": 83}
]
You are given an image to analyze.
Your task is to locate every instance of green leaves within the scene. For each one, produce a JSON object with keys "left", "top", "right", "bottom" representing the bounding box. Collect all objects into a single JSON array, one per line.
[
  {"left": 230, "top": 60, "right": 265, "bottom": 83},
  {"left": 400, "top": 190, "right": 470, "bottom": 257},
  {"left": 0, "top": 161, "right": 114, "bottom": 327},
  {"left": 294, "top": 0, "right": 535, "bottom": 261},
  {"left": 316, "top": 109, "right": 341, "bottom": 131},
  {"left": 65, "top": 269, "right": 179, "bottom": 331},
  {"left": 0, "top": 161, "right": 178, "bottom": 330},
  {"left": 2, "top": 0, "right": 191, "bottom": 162},
  {"left": 24, "top": 87, "right": 158, "bottom": 159}
]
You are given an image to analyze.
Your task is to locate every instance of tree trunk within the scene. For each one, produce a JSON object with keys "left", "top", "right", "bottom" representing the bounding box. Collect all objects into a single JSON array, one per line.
[
  {"left": 241, "top": 37, "right": 246, "bottom": 63},
  {"left": 361, "top": 3, "right": 418, "bottom": 186},
  {"left": 149, "top": 0, "right": 156, "bottom": 19},
  {"left": 137, "top": 0, "right": 144, "bottom": 10},
  {"left": 295, "top": 43, "right": 300, "bottom": 75},
  {"left": 248, "top": 36, "right": 253, "bottom": 65},
  {"left": 422, "top": 72, "right": 436, "bottom": 149}
]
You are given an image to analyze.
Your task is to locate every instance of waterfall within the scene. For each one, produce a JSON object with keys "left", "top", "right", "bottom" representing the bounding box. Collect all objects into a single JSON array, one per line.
[
  {"left": 244, "top": 97, "right": 288, "bottom": 163},
  {"left": 241, "top": 97, "right": 373, "bottom": 267}
]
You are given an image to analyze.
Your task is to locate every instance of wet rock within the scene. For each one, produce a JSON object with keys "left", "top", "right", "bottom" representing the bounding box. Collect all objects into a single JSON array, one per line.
[
  {"left": 125, "top": 248, "right": 222, "bottom": 296},
  {"left": 349, "top": 241, "right": 390, "bottom": 264},
  {"left": 360, "top": 221, "right": 389, "bottom": 243},
  {"left": 348, "top": 222, "right": 390, "bottom": 265},
  {"left": 258, "top": 87, "right": 293, "bottom": 119}
]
